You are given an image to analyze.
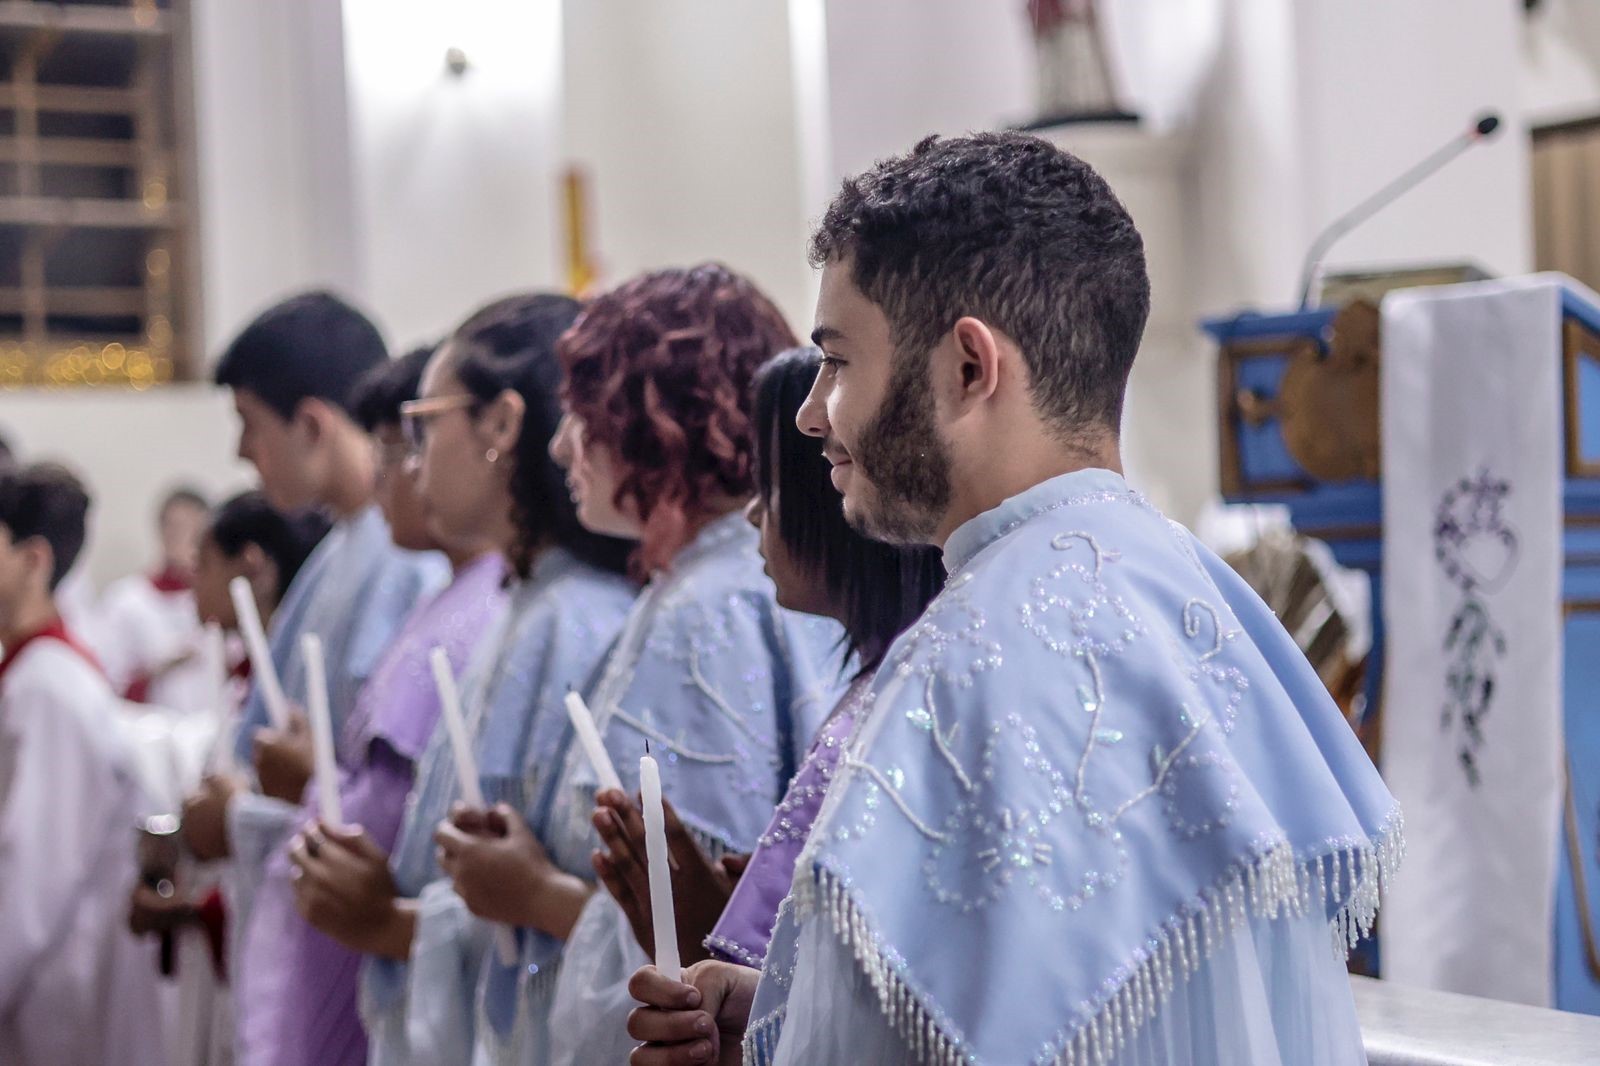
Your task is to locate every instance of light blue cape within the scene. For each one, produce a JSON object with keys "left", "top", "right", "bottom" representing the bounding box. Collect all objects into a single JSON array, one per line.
[{"left": 750, "top": 469, "right": 1399, "bottom": 1065}]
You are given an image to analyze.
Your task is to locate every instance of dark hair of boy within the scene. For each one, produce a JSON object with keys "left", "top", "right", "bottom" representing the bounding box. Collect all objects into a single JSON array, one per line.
[
  {"left": 0, "top": 462, "right": 91, "bottom": 590},
  {"left": 214, "top": 290, "right": 390, "bottom": 420},
  {"left": 207, "top": 490, "right": 332, "bottom": 603}
]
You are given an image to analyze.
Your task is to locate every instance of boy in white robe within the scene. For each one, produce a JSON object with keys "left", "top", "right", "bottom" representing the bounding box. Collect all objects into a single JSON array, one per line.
[
  {"left": 96, "top": 486, "right": 212, "bottom": 711},
  {"left": 0, "top": 462, "right": 165, "bottom": 1066}
]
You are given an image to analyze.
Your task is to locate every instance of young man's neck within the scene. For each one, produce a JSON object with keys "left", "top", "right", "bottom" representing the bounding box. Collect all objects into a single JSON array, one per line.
[
  {"left": 0, "top": 589, "right": 61, "bottom": 649},
  {"left": 319, "top": 426, "right": 380, "bottom": 522},
  {"left": 934, "top": 434, "right": 1122, "bottom": 548}
]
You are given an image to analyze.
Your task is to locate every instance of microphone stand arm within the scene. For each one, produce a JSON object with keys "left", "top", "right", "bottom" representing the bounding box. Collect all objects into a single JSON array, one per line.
[{"left": 1296, "top": 131, "right": 1477, "bottom": 311}]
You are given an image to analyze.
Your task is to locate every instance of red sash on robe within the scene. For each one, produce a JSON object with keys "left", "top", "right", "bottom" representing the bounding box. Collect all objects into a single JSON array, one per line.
[{"left": 0, "top": 617, "right": 104, "bottom": 688}]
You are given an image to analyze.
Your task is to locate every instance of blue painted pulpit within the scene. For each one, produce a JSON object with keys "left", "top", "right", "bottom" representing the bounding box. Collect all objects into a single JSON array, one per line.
[{"left": 1203, "top": 288, "right": 1600, "bottom": 1012}]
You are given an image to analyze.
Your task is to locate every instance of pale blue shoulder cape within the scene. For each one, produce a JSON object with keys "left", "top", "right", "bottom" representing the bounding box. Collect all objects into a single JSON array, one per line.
[
  {"left": 360, "top": 548, "right": 634, "bottom": 1066},
  {"left": 746, "top": 469, "right": 1399, "bottom": 1066},
  {"left": 542, "top": 513, "right": 844, "bottom": 1066}
]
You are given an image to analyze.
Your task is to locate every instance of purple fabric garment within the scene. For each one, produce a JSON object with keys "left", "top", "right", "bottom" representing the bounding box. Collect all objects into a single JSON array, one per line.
[
  {"left": 704, "top": 676, "right": 868, "bottom": 968},
  {"left": 234, "top": 553, "right": 506, "bottom": 1066}
]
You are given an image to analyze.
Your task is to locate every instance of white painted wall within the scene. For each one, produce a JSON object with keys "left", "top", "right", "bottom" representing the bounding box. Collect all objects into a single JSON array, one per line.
[
  {"left": 1522, "top": 0, "right": 1600, "bottom": 125},
  {"left": 1291, "top": 0, "right": 1529, "bottom": 281},
  {"left": 14, "top": 0, "right": 1559, "bottom": 584},
  {"left": 0, "top": 387, "right": 252, "bottom": 590},
  {"left": 341, "top": 0, "right": 565, "bottom": 349},
  {"left": 819, "top": 0, "right": 1034, "bottom": 185},
  {"left": 561, "top": 0, "right": 814, "bottom": 332},
  {"left": 190, "top": 0, "right": 362, "bottom": 354}
]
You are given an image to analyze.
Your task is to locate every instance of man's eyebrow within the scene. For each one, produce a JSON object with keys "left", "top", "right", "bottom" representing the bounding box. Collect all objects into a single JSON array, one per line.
[{"left": 811, "top": 325, "right": 845, "bottom": 347}]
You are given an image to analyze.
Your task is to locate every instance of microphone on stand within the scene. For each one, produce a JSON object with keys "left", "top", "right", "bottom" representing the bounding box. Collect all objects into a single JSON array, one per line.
[{"left": 1296, "top": 111, "right": 1502, "bottom": 311}]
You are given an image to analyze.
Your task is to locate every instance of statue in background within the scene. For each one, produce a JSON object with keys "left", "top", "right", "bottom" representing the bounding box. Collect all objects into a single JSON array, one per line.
[{"left": 1026, "top": 0, "right": 1128, "bottom": 121}]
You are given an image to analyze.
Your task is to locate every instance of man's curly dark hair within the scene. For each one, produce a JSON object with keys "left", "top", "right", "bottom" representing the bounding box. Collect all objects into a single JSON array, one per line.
[{"left": 809, "top": 131, "right": 1150, "bottom": 438}]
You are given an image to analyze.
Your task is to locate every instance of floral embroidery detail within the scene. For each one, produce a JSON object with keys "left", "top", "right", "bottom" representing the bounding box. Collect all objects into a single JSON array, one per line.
[{"left": 842, "top": 524, "right": 1260, "bottom": 913}]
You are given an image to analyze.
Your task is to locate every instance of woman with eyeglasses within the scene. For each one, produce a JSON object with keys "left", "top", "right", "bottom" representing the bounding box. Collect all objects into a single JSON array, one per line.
[
  {"left": 230, "top": 346, "right": 508, "bottom": 1066},
  {"left": 287, "top": 294, "right": 637, "bottom": 1066}
]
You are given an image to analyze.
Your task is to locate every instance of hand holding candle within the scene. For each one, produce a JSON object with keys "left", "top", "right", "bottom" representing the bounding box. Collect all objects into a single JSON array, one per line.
[
  {"left": 639, "top": 747, "right": 681, "bottom": 982},
  {"left": 300, "top": 633, "right": 343, "bottom": 827},
  {"left": 429, "top": 646, "right": 521, "bottom": 966},
  {"left": 231, "top": 575, "right": 290, "bottom": 730},
  {"left": 565, "top": 689, "right": 623, "bottom": 794}
]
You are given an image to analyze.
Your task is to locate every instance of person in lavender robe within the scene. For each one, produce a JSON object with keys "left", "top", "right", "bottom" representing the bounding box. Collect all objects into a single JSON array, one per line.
[
  {"left": 435, "top": 266, "right": 841, "bottom": 1066},
  {"left": 222, "top": 347, "right": 507, "bottom": 1066},
  {"left": 284, "top": 294, "right": 636, "bottom": 1066},
  {"left": 178, "top": 294, "right": 445, "bottom": 965},
  {"left": 587, "top": 346, "right": 945, "bottom": 975},
  {"left": 627, "top": 134, "right": 1399, "bottom": 1066}
]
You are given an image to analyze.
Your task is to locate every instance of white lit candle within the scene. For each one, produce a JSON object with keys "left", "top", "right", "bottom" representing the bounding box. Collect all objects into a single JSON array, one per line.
[
  {"left": 430, "top": 647, "right": 484, "bottom": 807},
  {"left": 300, "top": 634, "right": 342, "bottom": 826},
  {"left": 230, "top": 575, "right": 290, "bottom": 730},
  {"left": 639, "top": 750, "right": 680, "bottom": 981},
  {"left": 429, "top": 646, "right": 519, "bottom": 965},
  {"left": 565, "top": 689, "right": 623, "bottom": 794}
]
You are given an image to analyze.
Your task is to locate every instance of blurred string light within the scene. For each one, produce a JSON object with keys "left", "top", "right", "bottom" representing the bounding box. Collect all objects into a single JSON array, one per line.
[{"left": 0, "top": 341, "right": 172, "bottom": 390}]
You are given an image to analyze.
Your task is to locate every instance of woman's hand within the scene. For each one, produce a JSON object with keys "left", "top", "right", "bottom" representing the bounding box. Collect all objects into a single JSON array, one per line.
[
  {"left": 179, "top": 772, "right": 245, "bottom": 861},
  {"left": 591, "top": 788, "right": 748, "bottom": 965},
  {"left": 288, "top": 820, "right": 415, "bottom": 960},
  {"left": 435, "top": 802, "right": 593, "bottom": 939},
  {"left": 252, "top": 710, "right": 313, "bottom": 803}
]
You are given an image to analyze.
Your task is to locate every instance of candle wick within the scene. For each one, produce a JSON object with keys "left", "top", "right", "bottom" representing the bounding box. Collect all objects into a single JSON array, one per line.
[{"left": 645, "top": 739, "right": 652, "bottom": 755}]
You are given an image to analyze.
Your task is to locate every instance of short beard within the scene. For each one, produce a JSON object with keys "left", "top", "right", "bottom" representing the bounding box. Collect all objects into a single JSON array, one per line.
[{"left": 848, "top": 348, "right": 951, "bottom": 545}]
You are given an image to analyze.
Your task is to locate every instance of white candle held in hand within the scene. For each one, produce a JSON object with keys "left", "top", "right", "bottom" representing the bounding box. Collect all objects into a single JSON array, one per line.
[
  {"left": 429, "top": 647, "right": 484, "bottom": 807},
  {"left": 428, "top": 646, "right": 519, "bottom": 966},
  {"left": 230, "top": 575, "right": 290, "bottom": 730},
  {"left": 639, "top": 750, "right": 680, "bottom": 982},
  {"left": 300, "top": 633, "right": 343, "bottom": 827},
  {"left": 565, "top": 690, "right": 623, "bottom": 794}
]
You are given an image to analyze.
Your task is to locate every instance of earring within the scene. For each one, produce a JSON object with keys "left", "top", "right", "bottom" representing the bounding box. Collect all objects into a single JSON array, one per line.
[{"left": 485, "top": 448, "right": 499, "bottom": 463}]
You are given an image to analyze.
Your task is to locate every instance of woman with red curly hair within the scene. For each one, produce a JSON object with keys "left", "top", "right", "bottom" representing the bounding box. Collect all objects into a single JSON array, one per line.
[{"left": 443, "top": 264, "right": 844, "bottom": 1066}]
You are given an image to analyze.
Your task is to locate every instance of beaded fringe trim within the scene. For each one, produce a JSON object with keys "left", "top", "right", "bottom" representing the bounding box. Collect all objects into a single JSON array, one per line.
[
  {"left": 748, "top": 810, "right": 1403, "bottom": 1066},
  {"left": 743, "top": 1005, "right": 787, "bottom": 1064}
]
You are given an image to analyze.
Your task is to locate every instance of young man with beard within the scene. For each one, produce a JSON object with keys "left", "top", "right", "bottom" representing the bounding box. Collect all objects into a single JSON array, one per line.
[{"left": 626, "top": 132, "right": 1397, "bottom": 1065}]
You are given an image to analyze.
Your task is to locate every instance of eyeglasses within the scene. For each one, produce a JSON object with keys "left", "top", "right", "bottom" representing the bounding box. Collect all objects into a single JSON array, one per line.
[{"left": 398, "top": 394, "right": 476, "bottom": 453}]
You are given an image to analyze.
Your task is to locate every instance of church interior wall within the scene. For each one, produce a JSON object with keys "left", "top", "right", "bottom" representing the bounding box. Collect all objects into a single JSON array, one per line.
[{"left": 1, "top": 0, "right": 1573, "bottom": 589}]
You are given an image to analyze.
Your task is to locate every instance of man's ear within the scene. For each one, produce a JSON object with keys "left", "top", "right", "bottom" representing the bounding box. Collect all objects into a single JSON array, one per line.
[
  {"left": 946, "top": 316, "right": 1004, "bottom": 413},
  {"left": 295, "top": 397, "right": 350, "bottom": 446},
  {"left": 19, "top": 536, "right": 56, "bottom": 592}
]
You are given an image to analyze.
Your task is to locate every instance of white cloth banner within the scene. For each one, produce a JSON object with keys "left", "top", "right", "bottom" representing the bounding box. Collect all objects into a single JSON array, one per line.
[{"left": 1381, "top": 274, "right": 1570, "bottom": 1006}]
